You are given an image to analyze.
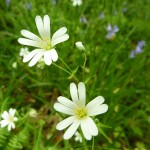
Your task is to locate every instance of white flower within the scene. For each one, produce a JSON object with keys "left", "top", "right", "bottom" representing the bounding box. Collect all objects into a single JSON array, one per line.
[
  {"left": 75, "top": 41, "right": 85, "bottom": 50},
  {"left": 12, "top": 62, "right": 17, "bottom": 68},
  {"left": 74, "top": 131, "right": 82, "bottom": 143},
  {"left": 29, "top": 108, "right": 37, "bottom": 118},
  {"left": 19, "top": 47, "right": 29, "bottom": 57},
  {"left": 71, "top": 0, "right": 82, "bottom": 6},
  {"left": 37, "top": 57, "right": 45, "bottom": 69},
  {"left": 54, "top": 82, "right": 108, "bottom": 140},
  {"left": 18, "top": 15, "right": 69, "bottom": 67},
  {"left": 0, "top": 108, "right": 18, "bottom": 131},
  {"left": 106, "top": 24, "right": 119, "bottom": 40}
]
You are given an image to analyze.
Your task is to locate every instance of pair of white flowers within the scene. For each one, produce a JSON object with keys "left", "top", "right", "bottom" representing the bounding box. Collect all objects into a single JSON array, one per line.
[
  {"left": 17, "top": 15, "right": 108, "bottom": 140},
  {"left": 0, "top": 82, "right": 108, "bottom": 141}
]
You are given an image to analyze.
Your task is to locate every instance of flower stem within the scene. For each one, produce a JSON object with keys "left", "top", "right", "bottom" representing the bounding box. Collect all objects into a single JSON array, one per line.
[
  {"left": 92, "top": 137, "right": 95, "bottom": 150},
  {"left": 52, "top": 62, "right": 78, "bottom": 82},
  {"left": 82, "top": 137, "right": 89, "bottom": 150},
  {"left": 59, "top": 57, "right": 72, "bottom": 73},
  {"left": 82, "top": 52, "right": 87, "bottom": 80}
]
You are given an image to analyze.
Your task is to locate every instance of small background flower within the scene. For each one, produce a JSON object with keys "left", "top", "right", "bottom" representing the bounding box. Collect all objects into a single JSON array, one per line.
[
  {"left": 0, "top": 108, "right": 18, "bottom": 131},
  {"left": 71, "top": 0, "right": 82, "bottom": 6},
  {"left": 19, "top": 47, "right": 30, "bottom": 57},
  {"left": 106, "top": 24, "right": 119, "bottom": 40},
  {"left": 75, "top": 41, "right": 85, "bottom": 51},
  {"left": 129, "top": 41, "right": 146, "bottom": 58},
  {"left": 74, "top": 131, "right": 82, "bottom": 143}
]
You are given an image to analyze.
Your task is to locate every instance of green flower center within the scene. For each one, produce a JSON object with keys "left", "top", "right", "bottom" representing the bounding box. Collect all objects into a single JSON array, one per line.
[
  {"left": 39, "top": 38, "right": 52, "bottom": 50},
  {"left": 75, "top": 108, "right": 87, "bottom": 119},
  {"left": 8, "top": 116, "right": 14, "bottom": 122}
]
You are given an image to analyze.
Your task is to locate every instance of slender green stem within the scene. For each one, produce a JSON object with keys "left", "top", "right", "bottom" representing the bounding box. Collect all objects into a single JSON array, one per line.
[
  {"left": 34, "top": 120, "right": 44, "bottom": 150},
  {"left": 59, "top": 57, "right": 72, "bottom": 73},
  {"left": 53, "top": 62, "right": 71, "bottom": 75},
  {"left": 92, "top": 137, "right": 94, "bottom": 150},
  {"left": 82, "top": 53, "right": 87, "bottom": 81},
  {"left": 53, "top": 63, "right": 79, "bottom": 82},
  {"left": 83, "top": 52, "right": 87, "bottom": 69},
  {"left": 82, "top": 137, "right": 89, "bottom": 150}
]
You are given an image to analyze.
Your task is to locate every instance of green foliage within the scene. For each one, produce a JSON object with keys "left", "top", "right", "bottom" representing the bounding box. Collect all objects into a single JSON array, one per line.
[
  {"left": 0, "top": 128, "right": 30, "bottom": 150},
  {"left": 0, "top": 128, "right": 9, "bottom": 147}
]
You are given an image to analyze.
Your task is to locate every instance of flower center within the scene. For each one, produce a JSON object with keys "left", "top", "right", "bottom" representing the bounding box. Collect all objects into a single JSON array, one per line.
[
  {"left": 74, "top": 108, "right": 87, "bottom": 119},
  {"left": 8, "top": 116, "right": 14, "bottom": 122},
  {"left": 39, "top": 38, "right": 52, "bottom": 50}
]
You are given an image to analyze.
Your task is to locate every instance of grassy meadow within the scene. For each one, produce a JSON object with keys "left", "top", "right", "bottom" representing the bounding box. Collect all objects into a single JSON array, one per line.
[{"left": 0, "top": 0, "right": 150, "bottom": 149}]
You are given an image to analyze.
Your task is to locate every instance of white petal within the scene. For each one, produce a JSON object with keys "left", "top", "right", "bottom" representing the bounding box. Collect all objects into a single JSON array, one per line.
[
  {"left": 21, "top": 30, "right": 41, "bottom": 42},
  {"left": 35, "top": 15, "right": 45, "bottom": 39},
  {"left": 43, "top": 15, "right": 50, "bottom": 39},
  {"left": 29, "top": 51, "right": 44, "bottom": 67},
  {"left": 50, "top": 49, "right": 58, "bottom": 62},
  {"left": 8, "top": 123, "right": 12, "bottom": 131},
  {"left": 51, "top": 27, "right": 67, "bottom": 40},
  {"left": 63, "top": 119, "right": 80, "bottom": 140},
  {"left": 87, "top": 104, "right": 108, "bottom": 116},
  {"left": 57, "top": 96, "right": 77, "bottom": 109},
  {"left": 11, "top": 123, "right": 15, "bottom": 129},
  {"left": 43, "top": 51, "right": 52, "bottom": 65},
  {"left": 56, "top": 116, "right": 76, "bottom": 130},
  {"left": 54, "top": 103, "right": 75, "bottom": 115},
  {"left": 86, "top": 96, "right": 105, "bottom": 110},
  {"left": 14, "top": 117, "right": 18, "bottom": 121},
  {"left": 81, "top": 119, "right": 92, "bottom": 140},
  {"left": 86, "top": 117, "right": 98, "bottom": 136},
  {"left": 78, "top": 82, "right": 86, "bottom": 107},
  {"left": 51, "top": 34, "right": 69, "bottom": 47},
  {"left": 0, "top": 120, "right": 9, "bottom": 127},
  {"left": 23, "top": 49, "right": 40, "bottom": 62},
  {"left": 1, "top": 111, "right": 9, "bottom": 119},
  {"left": 9, "top": 108, "right": 16, "bottom": 116},
  {"left": 18, "top": 38, "right": 39, "bottom": 47},
  {"left": 70, "top": 83, "right": 79, "bottom": 104}
]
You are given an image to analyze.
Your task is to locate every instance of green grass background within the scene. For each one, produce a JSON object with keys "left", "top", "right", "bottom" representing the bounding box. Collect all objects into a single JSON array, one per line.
[{"left": 0, "top": 0, "right": 150, "bottom": 149}]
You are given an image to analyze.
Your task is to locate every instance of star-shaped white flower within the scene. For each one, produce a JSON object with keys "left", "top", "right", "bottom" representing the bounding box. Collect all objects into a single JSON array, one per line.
[
  {"left": 0, "top": 108, "right": 18, "bottom": 131},
  {"left": 54, "top": 82, "right": 108, "bottom": 140},
  {"left": 71, "top": 0, "right": 82, "bottom": 6},
  {"left": 18, "top": 15, "right": 69, "bottom": 67},
  {"left": 74, "top": 131, "right": 82, "bottom": 143},
  {"left": 19, "top": 47, "right": 29, "bottom": 57}
]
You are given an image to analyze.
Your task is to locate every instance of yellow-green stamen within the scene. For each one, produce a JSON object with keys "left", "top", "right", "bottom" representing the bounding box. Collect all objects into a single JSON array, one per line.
[
  {"left": 39, "top": 38, "right": 52, "bottom": 50},
  {"left": 75, "top": 108, "right": 87, "bottom": 119},
  {"left": 8, "top": 116, "right": 14, "bottom": 122}
]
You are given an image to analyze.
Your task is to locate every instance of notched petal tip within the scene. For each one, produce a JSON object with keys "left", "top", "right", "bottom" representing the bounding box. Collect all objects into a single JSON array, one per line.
[
  {"left": 104, "top": 104, "right": 108, "bottom": 112},
  {"left": 35, "top": 15, "right": 40, "bottom": 19},
  {"left": 44, "top": 14, "right": 49, "bottom": 18}
]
